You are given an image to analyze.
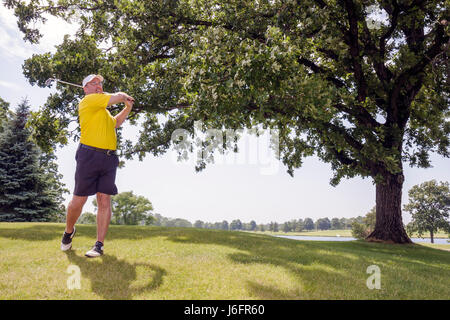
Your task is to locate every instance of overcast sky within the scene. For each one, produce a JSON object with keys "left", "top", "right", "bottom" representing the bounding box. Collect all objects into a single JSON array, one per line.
[{"left": 1, "top": 6, "right": 448, "bottom": 225}]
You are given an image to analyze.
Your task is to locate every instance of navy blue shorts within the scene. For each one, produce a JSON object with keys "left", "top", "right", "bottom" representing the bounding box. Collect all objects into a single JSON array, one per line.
[{"left": 74, "top": 145, "right": 119, "bottom": 196}]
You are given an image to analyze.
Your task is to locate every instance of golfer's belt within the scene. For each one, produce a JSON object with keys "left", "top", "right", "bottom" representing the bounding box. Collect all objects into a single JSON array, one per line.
[{"left": 79, "top": 143, "right": 117, "bottom": 156}]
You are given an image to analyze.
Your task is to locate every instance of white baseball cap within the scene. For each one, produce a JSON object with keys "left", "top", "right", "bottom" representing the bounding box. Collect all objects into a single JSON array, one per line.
[{"left": 82, "top": 74, "right": 104, "bottom": 87}]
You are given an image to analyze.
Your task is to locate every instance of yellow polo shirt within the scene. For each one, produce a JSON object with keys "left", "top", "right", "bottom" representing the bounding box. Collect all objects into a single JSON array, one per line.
[{"left": 79, "top": 93, "right": 117, "bottom": 150}]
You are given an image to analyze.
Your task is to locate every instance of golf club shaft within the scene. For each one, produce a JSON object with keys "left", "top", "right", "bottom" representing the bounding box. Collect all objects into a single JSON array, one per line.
[
  {"left": 48, "top": 78, "right": 135, "bottom": 102},
  {"left": 55, "top": 79, "right": 83, "bottom": 88}
]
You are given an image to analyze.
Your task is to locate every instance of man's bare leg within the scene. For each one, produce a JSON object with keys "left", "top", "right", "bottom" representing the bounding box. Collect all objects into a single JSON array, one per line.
[
  {"left": 96, "top": 192, "right": 112, "bottom": 243},
  {"left": 65, "top": 195, "right": 88, "bottom": 234}
]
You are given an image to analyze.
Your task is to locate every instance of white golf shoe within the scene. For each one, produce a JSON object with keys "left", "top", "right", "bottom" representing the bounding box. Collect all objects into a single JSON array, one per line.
[
  {"left": 60, "top": 227, "right": 76, "bottom": 251},
  {"left": 85, "top": 241, "right": 104, "bottom": 258}
]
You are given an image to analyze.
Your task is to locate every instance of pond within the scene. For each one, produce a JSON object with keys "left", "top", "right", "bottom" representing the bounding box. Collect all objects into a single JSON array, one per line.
[{"left": 275, "top": 235, "right": 450, "bottom": 244}]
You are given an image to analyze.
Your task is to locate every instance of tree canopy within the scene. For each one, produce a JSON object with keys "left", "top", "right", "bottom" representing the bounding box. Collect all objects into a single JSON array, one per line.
[
  {"left": 93, "top": 191, "right": 154, "bottom": 225},
  {"left": 4, "top": 0, "right": 449, "bottom": 243},
  {"left": 404, "top": 180, "right": 450, "bottom": 243}
]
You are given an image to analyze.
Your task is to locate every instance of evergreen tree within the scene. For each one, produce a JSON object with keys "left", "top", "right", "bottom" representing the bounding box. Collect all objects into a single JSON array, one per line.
[
  {"left": 38, "top": 151, "right": 69, "bottom": 222},
  {"left": 0, "top": 100, "right": 60, "bottom": 221}
]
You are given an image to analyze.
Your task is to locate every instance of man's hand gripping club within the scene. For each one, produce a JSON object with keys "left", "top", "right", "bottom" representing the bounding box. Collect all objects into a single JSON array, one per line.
[{"left": 109, "top": 92, "right": 135, "bottom": 129}]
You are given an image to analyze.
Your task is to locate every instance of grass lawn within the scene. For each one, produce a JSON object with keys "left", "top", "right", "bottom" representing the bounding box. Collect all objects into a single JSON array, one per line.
[
  {"left": 0, "top": 222, "right": 449, "bottom": 300},
  {"left": 257, "top": 229, "right": 449, "bottom": 239}
]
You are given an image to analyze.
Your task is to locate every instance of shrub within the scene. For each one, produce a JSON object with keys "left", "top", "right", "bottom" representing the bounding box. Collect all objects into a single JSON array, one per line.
[{"left": 351, "top": 222, "right": 370, "bottom": 240}]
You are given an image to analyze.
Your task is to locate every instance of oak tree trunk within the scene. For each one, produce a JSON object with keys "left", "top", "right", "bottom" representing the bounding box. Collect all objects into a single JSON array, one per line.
[{"left": 366, "top": 172, "right": 413, "bottom": 244}]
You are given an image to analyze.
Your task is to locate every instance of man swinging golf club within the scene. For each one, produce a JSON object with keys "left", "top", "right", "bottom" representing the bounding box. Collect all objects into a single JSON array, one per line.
[{"left": 60, "top": 74, "right": 134, "bottom": 257}]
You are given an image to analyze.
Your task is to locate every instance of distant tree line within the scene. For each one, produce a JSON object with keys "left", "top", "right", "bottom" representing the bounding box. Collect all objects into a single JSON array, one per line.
[
  {"left": 79, "top": 197, "right": 367, "bottom": 231},
  {"left": 186, "top": 216, "right": 365, "bottom": 232},
  {"left": 77, "top": 189, "right": 368, "bottom": 232},
  {"left": 78, "top": 179, "right": 449, "bottom": 243}
]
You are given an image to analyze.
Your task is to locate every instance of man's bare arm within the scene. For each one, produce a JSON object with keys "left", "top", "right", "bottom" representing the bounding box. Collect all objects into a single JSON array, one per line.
[
  {"left": 114, "top": 99, "right": 133, "bottom": 128},
  {"left": 108, "top": 92, "right": 134, "bottom": 106}
]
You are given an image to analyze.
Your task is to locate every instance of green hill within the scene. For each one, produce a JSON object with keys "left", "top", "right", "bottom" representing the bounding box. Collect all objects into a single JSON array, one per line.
[{"left": 0, "top": 222, "right": 449, "bottom": 300}]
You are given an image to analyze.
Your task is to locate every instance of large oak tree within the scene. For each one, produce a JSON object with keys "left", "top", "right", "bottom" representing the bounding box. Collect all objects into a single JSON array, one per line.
[{"left": 4, "top": 0, "right": 449, "bottom": 243}]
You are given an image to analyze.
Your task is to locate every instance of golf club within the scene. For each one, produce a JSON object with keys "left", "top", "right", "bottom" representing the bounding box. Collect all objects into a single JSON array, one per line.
[
  {"left": 45, "top": 77, "right": 83, "bottom": 88},
  {"left": 45, "top": 77, "right": 135, "bottom": 102}
]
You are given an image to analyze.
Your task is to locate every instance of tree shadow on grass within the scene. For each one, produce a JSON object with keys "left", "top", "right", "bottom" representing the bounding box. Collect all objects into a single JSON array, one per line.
[
  {"left": 0, "top": 223, "right": 65, "bottom": 241},
  {"left": 2, "top": 223, "right": 449, "bottom": 299},
  {"left": 0, "top": 223, "right": 184, "bottom": 241},
  {"left": 64, "top": 250, "right": 166, "bottom": 300},
  {"left": 163, "top": 229, "right": 450, "bottom": 299}
]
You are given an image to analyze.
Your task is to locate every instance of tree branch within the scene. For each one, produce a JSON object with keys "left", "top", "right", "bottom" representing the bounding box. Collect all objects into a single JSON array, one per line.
[
  {"left": 297, "top": 57, "right": 348, "bottom": 89},
  {"left": 390, "top": 22, "right": 449, "bottom": 127},
  {"left": 341, "top": 0, "right": 368, "bottom": 103}
]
